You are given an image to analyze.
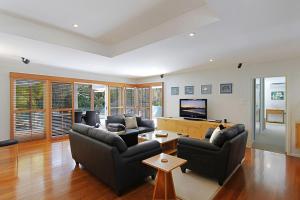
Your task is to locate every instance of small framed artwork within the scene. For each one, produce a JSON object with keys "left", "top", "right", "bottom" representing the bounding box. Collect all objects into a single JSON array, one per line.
[
  {"left": 185, "top": 86, "right": 194, "bottom": 95},
  {"left": 201, "top": 84, "right": 212, "bottom": 95},
  {"left": 171, "top": 87, "right": 179, "bottom": 95},
  {"left": 220, "top": 83, "right": 233, "bottom": 94},
  {"left": 271, "top": 91, "right": 284, "bottom": 100}
]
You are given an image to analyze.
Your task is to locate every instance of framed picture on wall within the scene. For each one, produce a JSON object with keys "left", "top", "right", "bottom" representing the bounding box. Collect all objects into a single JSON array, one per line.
[
  {"left": 171, "top": 87, "right": 179, "bottom": 95},
  {"left": 271, "top": 91, "right": 284, "bottom": 100},
  {"left": 220, "top": 83, "right": 232, "bottom": 94},
  {"left": 185, "top": 86, "right": 194, "bottom": 95},
  {"left": 201, "top": 84, "right": 212, "bottom": 95}
]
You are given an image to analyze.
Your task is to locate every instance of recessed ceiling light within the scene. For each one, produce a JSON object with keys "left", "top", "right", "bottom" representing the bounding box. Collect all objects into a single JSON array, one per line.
[
  {"left": 189, "top": 33, "right": 195, "bottom": 37},
  {"left": 73, "top": 24, "right": 79, "bottom": 28},
  {"left": 209, "top": 59, "right": 214, "bottom": 62}
]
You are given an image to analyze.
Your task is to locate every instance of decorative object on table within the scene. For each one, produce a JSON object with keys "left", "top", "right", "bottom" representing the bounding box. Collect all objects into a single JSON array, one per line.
[
  {"left": 171, "top": 87, "right": 179, "bottom": 95},
  {"left": 220, "top": 83, "right": 233, "bottom": 94},
  {"left": 201, "top": 84, "right": 212, "bottom": 95},
  {"left": 155, "top": 131, "right": 168, "bottom": 137},
  {"left": 161, "top": 158, "right": 168, "bottom": 163},
  {"left": 224, "top": 119, "right": 227, "bottom": 123},
  {"left": 271, "top": 91, "right": 284, "bottom": 100},
  {"left": 185, "top": 86, "right": 194, "bottom": 95}
]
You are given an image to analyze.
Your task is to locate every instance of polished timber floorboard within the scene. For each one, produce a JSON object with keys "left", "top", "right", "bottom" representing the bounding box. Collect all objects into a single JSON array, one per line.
[{"left": 0, "top": 140, "right": 300, "bottom": 200}]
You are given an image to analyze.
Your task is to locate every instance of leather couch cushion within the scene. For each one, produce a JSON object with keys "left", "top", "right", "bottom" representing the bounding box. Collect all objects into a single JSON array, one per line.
[
  {"left": 138, "top": 127, "right": 154, "bottom": 134},
  {"left": 126, "top": 129, "right": 140, "bottom": 135},
  {"left": 87, "top": 128, "right": 128, "bottom": 153},
  {"left": 107, "top": 115, "right": 125, "bottom": 125},
  {"left": 72, "top": 123, "right": 91, "bottom": 136},
  {"left": 107, "top": 123, "right": 125, "bottom": 132}
]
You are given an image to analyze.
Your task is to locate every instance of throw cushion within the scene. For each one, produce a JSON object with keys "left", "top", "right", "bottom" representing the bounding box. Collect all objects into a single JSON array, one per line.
[
  {"left": 125, "top": 117, "right": 138, "bottom": 129},
  {"left": 211, "top": 131, "right": 227, "bottom": 147},
  {"left": 209, "top": 127, "right": 222, "bottom": 143}
]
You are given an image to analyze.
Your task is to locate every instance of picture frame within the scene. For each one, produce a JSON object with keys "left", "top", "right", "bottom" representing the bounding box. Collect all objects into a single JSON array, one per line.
[
  {"left": 171, "top": 87, "right": 179, "bottom": 95},
  {"left": 201, "top": 84, "right": 212, "bottom": 95},
  {"left": 220, "top": 83, "right": 233, "bottom": 94},
  {"left": 185, "top": 86, "right": 194, "bottom": 95},
  {"left": 271, "top": 91, "right": 284, "bottom": 100}
]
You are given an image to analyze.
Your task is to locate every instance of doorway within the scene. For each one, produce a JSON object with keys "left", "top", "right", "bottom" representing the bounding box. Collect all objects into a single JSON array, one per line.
[{"left": 253, "top": 77, "right": 286, "bottom": 153}]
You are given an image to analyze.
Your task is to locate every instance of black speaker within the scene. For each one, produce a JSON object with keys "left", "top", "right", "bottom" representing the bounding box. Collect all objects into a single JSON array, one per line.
[{"left": 74, "top": 111, "right": 83, "bottom": 123}]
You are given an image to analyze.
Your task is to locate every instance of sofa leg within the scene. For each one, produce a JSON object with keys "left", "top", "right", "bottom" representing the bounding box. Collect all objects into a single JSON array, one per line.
[
  {"left": 218, "top": 179, "right": 224, "bottom": 186},
  {"left": 151, "top": 174, "right": 156, "bottom": 180},
  {"left": 75, "top": 161, "right": 79, "bottom": 166},
  {"left": 181, "top": 167, "right": 186, "bottom": 173}
]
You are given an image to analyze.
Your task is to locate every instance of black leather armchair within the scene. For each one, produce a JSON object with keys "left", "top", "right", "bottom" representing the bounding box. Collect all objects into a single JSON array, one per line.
[
  {"left": 69, "top": 124, "right": 162, "bottom": 195},
  {"left": 177, "top": 124, "right": 248, "bottom": 185}
]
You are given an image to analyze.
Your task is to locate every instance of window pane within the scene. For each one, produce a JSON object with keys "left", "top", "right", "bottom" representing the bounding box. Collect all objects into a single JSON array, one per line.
[
  {"left": 126, "top": 88, "right": 135, "bottom": 107},
  {"left": 110, "top": 87, "right": 122, "bottom": 107},
  {"left": 138, "top": 88, "right": 150, "bottom": 118},
  {"left": 51, "top": 82, "right": 73, "bottom": 137},
  {"left": 152, "top": 86, "right": 163, "bottom": 118},
  {"left": 110, "top": 87, "right": 123, "bottom": 115},
  {"left": 94, "top": 92, "right": 105, "bottom": 114},
  {"left": 75, "top": 84, "right": 91, "bottom": 111},
  {"left": 52, "top": 82, "right": 72, "bottom": 109}
]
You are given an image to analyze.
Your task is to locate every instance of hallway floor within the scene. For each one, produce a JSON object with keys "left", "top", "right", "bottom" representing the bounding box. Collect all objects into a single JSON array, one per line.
[{"left": 253, "top": 123, "right": 286, "bottom": 153}]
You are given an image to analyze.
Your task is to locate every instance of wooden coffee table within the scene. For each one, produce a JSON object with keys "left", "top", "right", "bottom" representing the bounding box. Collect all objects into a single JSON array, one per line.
[
  {"left": 143, "top": 153, "right": 187, "bottom": 200},
  {"left": 138, "top": 130, "right": 186, "bottom": 155}
]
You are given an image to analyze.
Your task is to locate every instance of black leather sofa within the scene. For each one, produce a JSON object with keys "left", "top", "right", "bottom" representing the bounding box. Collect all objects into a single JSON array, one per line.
[
  {"left": 106, "top": 115, "right": 155, "bottom": 134},
  {"left": 69, "top": 123, "right": 162, "bottom": 195},
  {"left": 177, "top": 124, "right": 248, "bottom": 185},
  {"left": 105, "top": 115, "right": 155, "bottom": 147}
]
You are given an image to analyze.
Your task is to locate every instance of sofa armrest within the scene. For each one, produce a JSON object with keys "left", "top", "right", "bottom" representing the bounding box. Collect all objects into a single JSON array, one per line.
[
  {"left": 121, "top": 141, "right": 161, "bottom": 158},
  {"left": 140, "top": 119, "right": 155, "bottom": 128},
  {"left": 118, "top": 131, "right": 139, "bottom": 147},
  {"left": 178, "top": 137, "right": 220, "bottom": 151}
]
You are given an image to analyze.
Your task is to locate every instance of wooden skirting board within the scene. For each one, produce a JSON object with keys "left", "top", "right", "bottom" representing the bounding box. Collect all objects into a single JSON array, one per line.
[
  {"left": 157, "top": 117, "right": 233, "bottom": 140},
  {"left": 296, "top": 123, "right": 300, "bottom": 149}
]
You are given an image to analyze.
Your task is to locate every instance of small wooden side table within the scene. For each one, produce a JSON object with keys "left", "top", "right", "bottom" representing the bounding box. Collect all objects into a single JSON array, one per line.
[{"left": 143, "top": 153, "right": 187, "bottom": 200}]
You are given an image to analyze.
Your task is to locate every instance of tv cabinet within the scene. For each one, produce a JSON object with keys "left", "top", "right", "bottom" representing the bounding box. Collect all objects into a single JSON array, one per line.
[{"left": 157, "top": 117, "right": 232, "bottom": 140}]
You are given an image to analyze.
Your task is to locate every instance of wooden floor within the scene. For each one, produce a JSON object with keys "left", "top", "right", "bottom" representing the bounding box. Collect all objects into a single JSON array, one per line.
[{"left": 0, "top": 140, "right": 300, "bottom": 200}]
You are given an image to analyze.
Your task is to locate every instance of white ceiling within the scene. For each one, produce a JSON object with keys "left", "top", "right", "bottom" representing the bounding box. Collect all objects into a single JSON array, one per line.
[{"left": 0, "top": 0, "right": 299, "bottom": 78}]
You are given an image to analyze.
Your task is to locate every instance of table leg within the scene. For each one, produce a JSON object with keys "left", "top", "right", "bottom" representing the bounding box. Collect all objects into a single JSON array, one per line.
[{"left": 153, "top": 169, "right": 176, "bottom": 200}]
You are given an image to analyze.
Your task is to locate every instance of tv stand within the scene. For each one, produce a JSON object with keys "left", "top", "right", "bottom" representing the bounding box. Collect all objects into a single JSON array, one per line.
[
  {"left": 157, "top": 117, "right": 232, "bottom": 140},
  {"left": 183, "top": 117, "right": 206, "bottom": 121}
]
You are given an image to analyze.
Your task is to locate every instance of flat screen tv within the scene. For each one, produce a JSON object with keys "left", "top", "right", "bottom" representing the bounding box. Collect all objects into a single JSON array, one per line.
[{"left": 180, "top": 99, "right": 207, "bottom": 119}]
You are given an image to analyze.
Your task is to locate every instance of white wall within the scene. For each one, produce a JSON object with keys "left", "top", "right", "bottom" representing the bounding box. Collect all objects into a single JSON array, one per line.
[
  {"left": 137, "top": 58, "right": 300, "bottom": 157},
  {"left": 0, "top": 57, "right": 132, "bottom": 141}
]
